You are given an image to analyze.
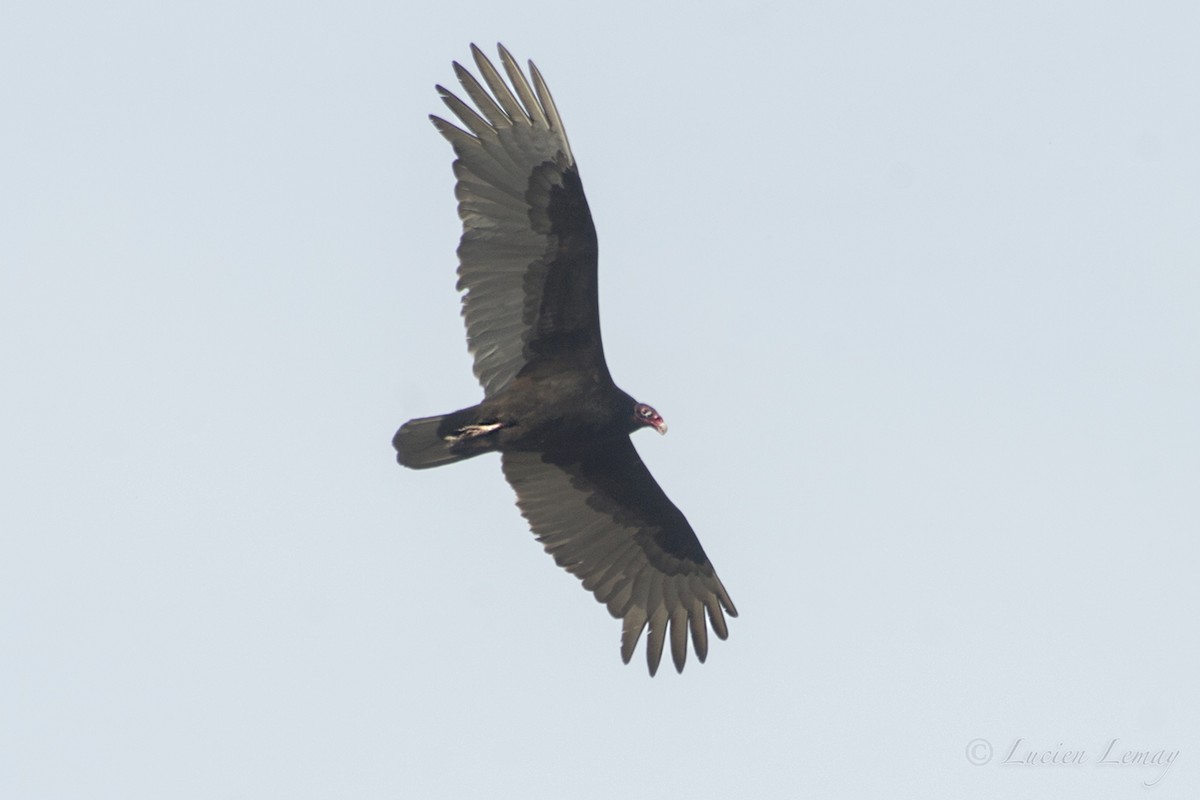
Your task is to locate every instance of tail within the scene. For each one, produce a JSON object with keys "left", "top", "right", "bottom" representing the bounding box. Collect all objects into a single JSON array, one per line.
[{"left": 392, "top": 407, "right": 490, "bottom": 470}]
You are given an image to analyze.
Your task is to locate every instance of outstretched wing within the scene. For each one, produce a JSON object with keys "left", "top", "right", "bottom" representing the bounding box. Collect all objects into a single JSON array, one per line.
[
  {"left": 501, "top": 441, "right": 738, "bottom": 675},
  {"left": 433, "top": 44, "right": 607, "bottom": 397}
]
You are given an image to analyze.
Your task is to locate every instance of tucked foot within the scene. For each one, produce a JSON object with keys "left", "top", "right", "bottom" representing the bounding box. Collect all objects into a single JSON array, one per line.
[{"left": 444, "top": 422, "right": 504, "bottom": 443}]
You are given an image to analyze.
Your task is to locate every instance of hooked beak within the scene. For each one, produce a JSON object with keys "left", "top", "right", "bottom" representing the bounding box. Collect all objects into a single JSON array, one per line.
[{"left": 652, "top": 418, "right": 668, "bottom": 436}]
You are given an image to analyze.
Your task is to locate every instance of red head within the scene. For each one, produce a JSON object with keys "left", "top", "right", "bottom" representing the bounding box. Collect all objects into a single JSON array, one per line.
[{"left": 633, "top": 402, "right": 667, "bottom": 435}]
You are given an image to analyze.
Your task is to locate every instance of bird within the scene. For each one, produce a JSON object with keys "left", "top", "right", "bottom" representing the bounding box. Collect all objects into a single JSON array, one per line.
[{"left": 393, "top": 44, "right": 736, "bottom": 675}]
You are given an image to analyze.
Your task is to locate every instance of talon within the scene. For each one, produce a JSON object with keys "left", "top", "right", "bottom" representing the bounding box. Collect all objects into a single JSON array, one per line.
[{"left": 444, "top": 422, "right": 504, "bottom": 442}]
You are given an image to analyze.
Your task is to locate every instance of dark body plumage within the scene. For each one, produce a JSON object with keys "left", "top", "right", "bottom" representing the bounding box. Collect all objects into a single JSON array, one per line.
[{"left": 393, "top": 45, "right": 736, "bottom": 675}]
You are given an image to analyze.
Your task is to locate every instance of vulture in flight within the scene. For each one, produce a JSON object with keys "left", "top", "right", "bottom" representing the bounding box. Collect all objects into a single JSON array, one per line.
[{"left": 393, "top": 44, "right": 736, "bottom": 675}]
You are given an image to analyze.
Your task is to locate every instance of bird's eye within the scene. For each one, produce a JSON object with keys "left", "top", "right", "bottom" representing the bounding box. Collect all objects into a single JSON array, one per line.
[{"left": 638, "top": 405, "right": 653, "bottom": 417}]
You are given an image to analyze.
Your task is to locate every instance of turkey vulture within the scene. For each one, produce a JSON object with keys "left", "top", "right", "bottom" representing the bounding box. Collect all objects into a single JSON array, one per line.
[{"left": 393, "top": 44, "right": 736, "bottom": 675}]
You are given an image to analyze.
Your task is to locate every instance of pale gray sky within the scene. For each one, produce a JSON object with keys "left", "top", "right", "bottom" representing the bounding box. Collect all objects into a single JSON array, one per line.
[{"left": 3, "top": 1, "right": 1198, "bottom": 798}]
